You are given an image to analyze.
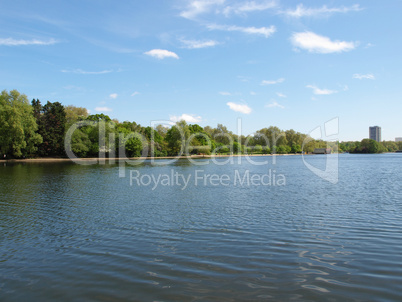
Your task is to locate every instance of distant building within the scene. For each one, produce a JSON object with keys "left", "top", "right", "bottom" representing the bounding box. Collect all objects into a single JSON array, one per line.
[
  {"left": 396, "top": 137, "right": 402, "bottom": 142},
  {"left": 313, "top": 148, "right": 331, "bottom": 154},
  {"left": 369, "top": 126, "right": 381, "bottom": 142}
]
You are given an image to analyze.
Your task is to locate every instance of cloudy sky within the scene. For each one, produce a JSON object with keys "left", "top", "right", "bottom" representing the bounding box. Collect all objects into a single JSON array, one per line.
[{"left": 1, "top": 0, "right": 401, "bottom": 141}]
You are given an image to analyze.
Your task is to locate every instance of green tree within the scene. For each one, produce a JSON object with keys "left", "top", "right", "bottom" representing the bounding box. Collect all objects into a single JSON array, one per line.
[
  {"left": 0, "top": 90, "right": 42, "bottom": 158},
  {"left": 291, "top": 143, "right": 302, "bottom": 153},
  {"left": 382, "top": 141, "right": 398, "bottom": 152},
  {"left": 69, "top": 128, "right": 91, "bottom": 157},
  {"left": 276, "top": 145, "right": 291, "bottom": 154},
  {"left": 254, "top": 126, "right": 287, "bottom": 151},
  {"left": 140, "top": 126, "right": 166, "bottom": 157},
  {"left": 86, "top": 113, "right": 111, "bottom": 122},
  {"left": 65, "top": 105, "right": 89, "bottom": 125},
  {"left": 116, "top": 128, "right": 143, "bottom": 157},
  {"left": 232, "top": 141, "right": 241, "bottom": 154},
  {"left": 188, "top": 124, "right": 213, "bottom": 154},
  {"left": 35, "top": 101, "right": 67, "bottom": 156},
  {"left": 262, "top": 146, "right": 271, "bottom": 154},
  {"left": 301, "top": 137, "right": 316, "bottom": 153},
  {"left": 254, "top": 144, "right": 263, "bottom": 154},
  {"left": 164, "top": 121, "right": 191, "bottom": 156},
  {"left": 212, "top": 123, "right": 233, "bottom": 145},
  {"left": 340, "top": 141, "right": 359, "bottom": 153},
  {"left": 357, "top": 139, "right": 381, "bottom": 153},
  {"left": 83, "top": 114, "right": 115, "bottom": 157}
]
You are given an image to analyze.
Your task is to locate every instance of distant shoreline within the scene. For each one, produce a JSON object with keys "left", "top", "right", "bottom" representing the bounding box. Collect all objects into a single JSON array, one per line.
[
  {"left": 0, "top": 153, "right": 301, "bottom": 163},
  {"left": 1, "top": 153, "right": 399, "bottom": 164}
]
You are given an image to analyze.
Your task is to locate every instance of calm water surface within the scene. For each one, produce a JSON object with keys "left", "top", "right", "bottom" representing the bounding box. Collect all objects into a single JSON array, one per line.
[{"left": 1, "top": 154, "right": 402, "bottom": 301}]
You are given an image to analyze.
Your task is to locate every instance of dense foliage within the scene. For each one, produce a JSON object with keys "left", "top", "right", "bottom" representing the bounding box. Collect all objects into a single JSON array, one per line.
[
  {"left": 0, "top": 90, "right": 42, "bottom": 158},
  {"left": 1, "top": 89, "right": 400, "bottom": 159}
]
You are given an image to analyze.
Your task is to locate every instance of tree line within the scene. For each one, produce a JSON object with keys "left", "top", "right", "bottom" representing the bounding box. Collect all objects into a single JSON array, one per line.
[
  {"left": 340, "top": 140, "right": 401, "bottom": 154},
  {"left": 1, "top": 90, "right": 400, "bottom": 159}
]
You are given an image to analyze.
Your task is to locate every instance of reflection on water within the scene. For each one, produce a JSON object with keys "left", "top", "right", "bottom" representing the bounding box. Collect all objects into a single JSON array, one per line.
[{"left": 1, "top": 154, "right": 402, "bottom": 301}]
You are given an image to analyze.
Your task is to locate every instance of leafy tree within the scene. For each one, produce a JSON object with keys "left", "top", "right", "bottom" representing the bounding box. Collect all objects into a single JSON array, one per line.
[
  {"left": 155, "top": 124, "right": 169, "bottom": 138},
  {"left": 262, "top": 146, "right": 271, "bottom": 154},
  {"left": 69, "top": 128, "right": 91, "bottom": 157},
  {"left": 32, "top": 98, "right": 42, "bottom": 121},
  {"left": 340, "top": 141, "right": 359, "bottom": 153},
  {"left": 203, "top": 125, "right": 214, "bottom": 137},
  {"left": 188, "top": 124, "right": 213, "bottom": 154},
  {"left": 115, "top": 128, "right": 143, "bottom": 157},
  {"left": 212, "top": 123, "right": 233, "bottom": 145},
  {"left": 214, "top": 143, "right": 230, "bottom": 154},
  {"left": 255, "top": 126, "right": 287, "bottom": 150},
  {"left": 83, "top": 114, "right": 115, "bottom": 156},
  {"left": 291, "top": 143, "right": 302, "bottom": 153},
  {"left": 382, "top": 141, "right": 398, "bottom": 152},
  {"left": 276, "top": 145, "right": 291, "bottom": 154},
  {"left": 232, "top": 141, "right": 241, "bottom": 154},
  {"left": 253, "top": 144, "right": 263, "bottom": 154},
  {"left": 165, "top": 121, "right": 190, "bottom": 156},
  {"left": 143, "top": 126, "right": 163, "bottom": 144},
  {"left": 65, "top": 105, "right": 89, "bottom": 125},
  {"left": 356, "top": 139, "right": 381, "bottom": 153},
  {"left": 86, "top": 113, "right": 111, "bottom": 122},
  {"left": 35, "top": 101, "right": 67, "bottom": 156},
  {"left": 244, "top": 146, "right": 253, "bottom": 154},
  {"left": 165, "top": 126, "right": 182, "bottom": 155},
  {"left": 125, "top": 136, "right": 143, "bottom": 157},
  {"left": 0, "top": 90, "right": 42, "bottom": 157},
  {"left": 301, "top": 138, "right": 316, "bottom": 153}
]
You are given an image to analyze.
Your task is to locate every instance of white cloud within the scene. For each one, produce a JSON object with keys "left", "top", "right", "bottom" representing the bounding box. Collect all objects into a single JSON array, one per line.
[
  {"left": 219, "top": 91, "right": 232, "bottom": 96},
  {"left": 179, "top": 0, "right": 277, "bottom": 19},
  {"left": 353, "top": 73, "right": 375, "bottom": 80},
  {"left": 109, "top": 93, "right": 118, "bottom": 99},
  {"left": 223, "top": 1, "right": 277, "bottom": 16},
  {"left": 61, "top": 69, "right": 113, "bottom": 74},
  {"left": 180, "top": 0, "right": 225, "bottom": 19},
  {"left": 95, "top": 107, "right": 112, "bottom": 112},
  {"left": 227, "top": 102, "right": 252, "bottom": 114},
  {"left": 170, "top": 113, "right": 202, "bottom": 123},
  {"left": 250, "top": 91, "right": 256, "bottom": 95},
  {"left": 291, "top": 31, "right": 356, "bottom": 54},
  {"left": 208, "top": 24, "right": 276, "bottom": 38},
  {"left": 238, "top": 76, "right": 250, "bottom": 82},
  {"left": 283, "top": 4, "right": 362, "bottom": 18},
  {"left": 276, "top": 92, "right": 286, "bottom": 98},
  {"left": 265, "top": 101, "right": 284, "bottom": 109},
  {"left": 0, "top": 37, "right": 58, "bottom": 46},
  {"left": 180, "top": 39, "right": 219, "bottom": 49},
  {"left": 261, "top": 78, "right": 284, "bottom": 85},
  {"left": 306, "top": 85, "right": 337, "bottom": 95},
  {"left": 131, "top": 91, "right": 140, "bottom": 96},
  {"left": 144, "top": 49, "right": 179, "bottom": 59}
]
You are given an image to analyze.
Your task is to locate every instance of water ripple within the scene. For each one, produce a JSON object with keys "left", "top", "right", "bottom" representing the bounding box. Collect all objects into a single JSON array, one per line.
[{"left": 1, "top": 155, "right": 402, "bottom": 300}]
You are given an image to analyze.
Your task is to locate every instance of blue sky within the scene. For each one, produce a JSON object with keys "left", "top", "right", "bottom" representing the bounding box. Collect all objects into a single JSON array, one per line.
[{"left": 1, "top": 0, "right": 401, "bottom": 141}]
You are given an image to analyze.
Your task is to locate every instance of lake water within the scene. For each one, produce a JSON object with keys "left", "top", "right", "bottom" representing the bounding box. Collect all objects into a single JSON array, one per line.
[{"left": 1, "top": 154, "right": 402, "bottom": 301}]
